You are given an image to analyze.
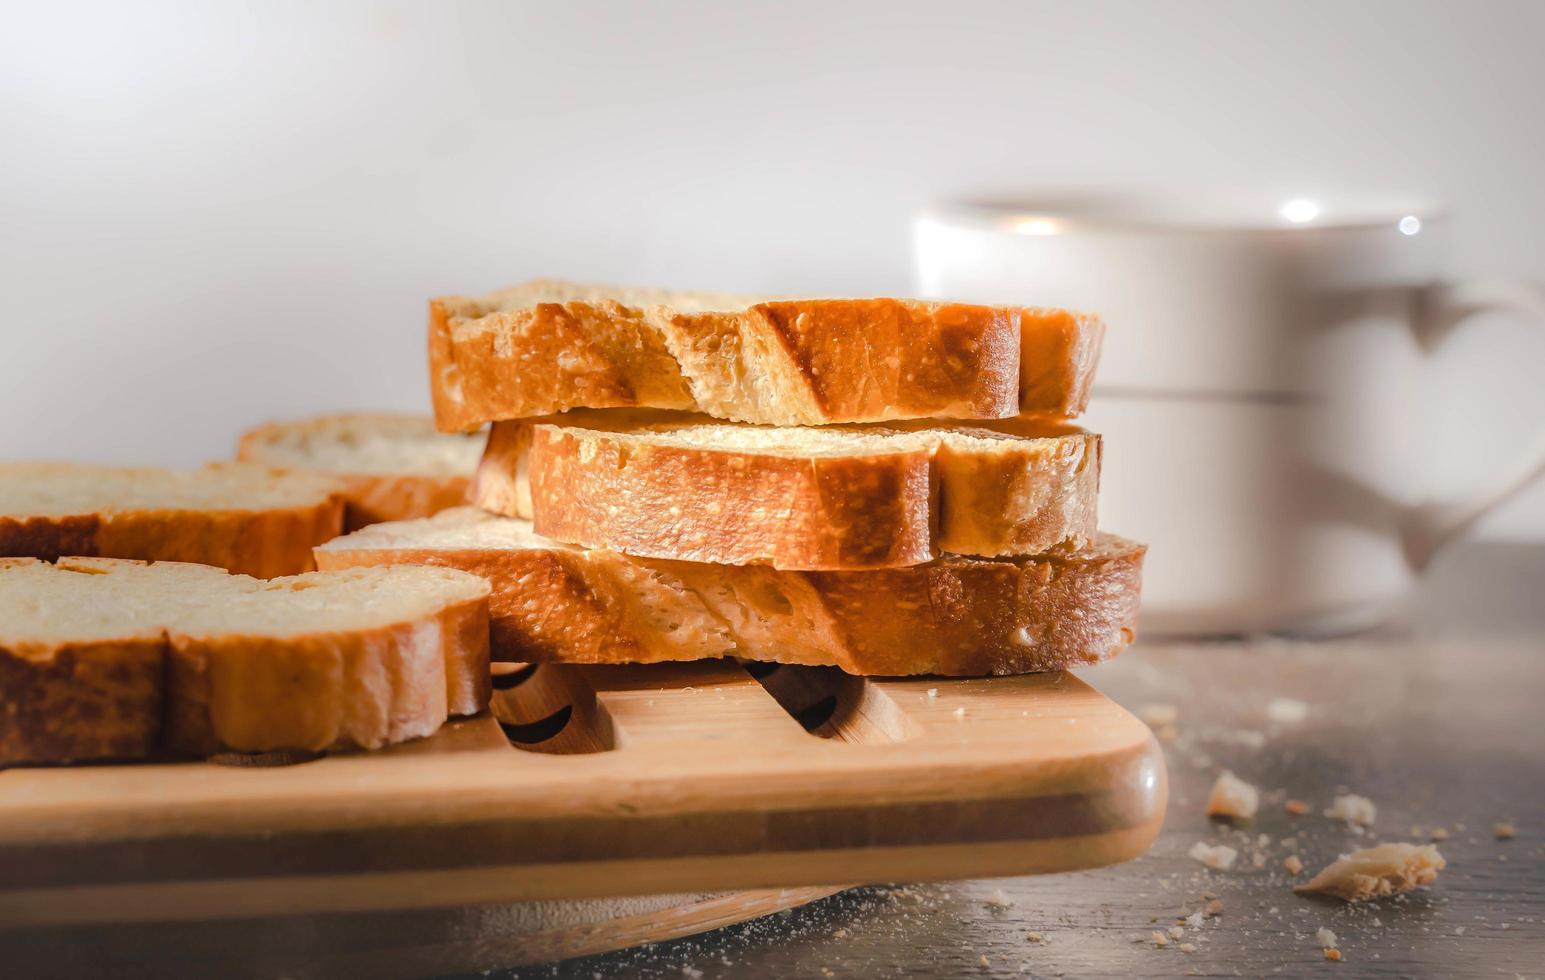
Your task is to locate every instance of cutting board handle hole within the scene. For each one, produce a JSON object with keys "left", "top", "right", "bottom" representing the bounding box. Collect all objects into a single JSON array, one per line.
[
  {"left": 746, "top": 664, "right": 920, "bottom": 743},
  {"left": 499, "top": 705, "right": 574, "bottom": 744},
  {"left": 491, "top": 663, "right": 539, "bottom": 690}
]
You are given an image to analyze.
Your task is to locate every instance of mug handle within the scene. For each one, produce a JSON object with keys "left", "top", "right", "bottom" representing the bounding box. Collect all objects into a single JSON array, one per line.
[{"left": 1402, "top": 278, "right": 1545, "bottom": 569}]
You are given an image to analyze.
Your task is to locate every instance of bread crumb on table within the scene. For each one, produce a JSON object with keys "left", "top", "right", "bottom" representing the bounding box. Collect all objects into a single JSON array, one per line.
[
  {"left": 1138, "top": 703, "right": 1178, "bottom": 727},
  {"left": 1205, "top": 897, "right": 1224, "bottom": 917},
  {"left": 1285, "top": 799, "right": 1311, "bottom": 815},
  {"left": 1429, "top": 827, "right": 1449, "bottom": 841},
  {"left": 1494, "top": 821, "right": 1516, "bottom": 839},
  {"left": 1025, "top": 931, "right": 1044, "bottom": 943},
  {"left": 1189, "top": 841, "right": 1239, "bottom": 870},
  {"left": 1167, "top": 925, "right": 1184, "bottom": 940},
  {"left": 1294, "top": 843, "right": 1445, "bottom": 902},
  {"left": 1324, "top": 793, "right": 1377, "bottom": 826},
  {"left": 1324, "top": 948, "right": 1343, "bottom": 961},
  {"left": 1151, "top": 930, "right": 1169, "bottom": 947},
  {"left": 1284, "top": 854, "right": 1305, "bottom": 875},
  {"left": 1266, "top": 697, "right": 1309, "bottom": 724},
  {"left": 1315, "top": 926, "right": 1337, "bottom": 948},
  {"left": 1207, "top": 770, "right": 1260, "bottom": 820},
  {"left": 983, "top": 888, "right": 1013, "bottom": 909},
  {"left": 1179, "top": 942, "right": 1197, "bottom": 953}
]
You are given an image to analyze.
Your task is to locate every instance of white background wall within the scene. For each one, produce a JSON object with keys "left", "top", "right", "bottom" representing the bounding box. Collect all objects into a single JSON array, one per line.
[{"left": 3, "top": 0, "right": 1544, "bottom": 540}]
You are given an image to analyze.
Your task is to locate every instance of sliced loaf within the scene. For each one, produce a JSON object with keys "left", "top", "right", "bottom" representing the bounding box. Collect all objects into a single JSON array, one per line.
[
  {"left": 0, "top": 463, "right": 345, "bottom": 578},
  {"left": 430, "top": 279, "right": 1103, "bottom": 429},
  {"left": 0, "top": 557, "right": 490, "bottom": 764},
  {"left": 316, "top": 508, "right": 1144, "bottom": 677},
  {"left": 475, "top": 411, "right": 1100, "bottom": 570},
  {"left": 237, "top": 413, "right": 483, "bottom": 530}
]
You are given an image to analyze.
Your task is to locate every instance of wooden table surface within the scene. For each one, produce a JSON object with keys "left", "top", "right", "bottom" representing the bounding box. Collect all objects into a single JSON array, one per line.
[{"left": 496, "top": 541, "right": 1545, "bottom": 979}]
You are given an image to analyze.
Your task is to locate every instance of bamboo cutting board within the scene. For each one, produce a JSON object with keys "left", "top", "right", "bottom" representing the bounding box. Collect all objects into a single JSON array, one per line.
[{"left": 0, "top": 659, "right": 1164, "bottom": 969}]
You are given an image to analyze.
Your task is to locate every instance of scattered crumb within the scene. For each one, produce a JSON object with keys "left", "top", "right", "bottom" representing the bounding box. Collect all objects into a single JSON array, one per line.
[
  {"left": 1325, "top": 794, "right": 1377, "bottom": 826},
  {"left": 1256, "top": 833, "right": 1272, "bottom": 848},
  {"left": 1266, "top": 697, "right": 1309, "bottom": 724},
  {"left": 682, "top": 967, "right": 704, "bottom": 978},
  {"left": 1495, "top": 822, "right": 1517, "bottom": 840},
  {"left": 1185, "top": 911, "right": 1204, "bottom": 928},
  {"left": 1152, "top": 930, "right": 1169, "bottom": 947},
  {"left": 832, "top": 927, "right": 848, "bottom": 939},
  {"left": 953, "top": 706, "right": 967, "bottom": 720},
  {"left": 926, "top": 688, "right": 938, "bottom": 699},
  {"left": 978, "top": 954, "right": 990, "bottom": 968},
  {"left": 1179, "top": 942, "right": 1197, "bottom": 953},
  {"left": 1285, "top": 799, "right": 1311, "bottom": 816},
  {"left": 1168, "top": 926, "right": 1184, "bottom": 940},
  {"left": 1252, "top": 852, "right": 1267, "bottom": 869},
  {"left": 984, "top": 888, "right": 1014, "bottom": 910},
  {"left": 1284, "top": 854, "right": 1305, "bottom": 875},
  {"left": 1324, "top": 948, "right": 1343, "bottom": 962},
  {"left": 1025, "top": 932, "right": 1045, "bottom": 943},
  {"left": 1429, "top": 827, "right": 1449, "bottom": 841},
  {"left": 1189, "top": 841, "right": 1239, "bottom": 871},
  {"left": 1268, "top": 906, "right": 1279, "bottom": 915},
  {"left": 1316, "top": 927, "right": 1338, "bottom": 948},
  {"left": 1207, "top": 770, "right": 1261, "bottom": 820},
  {"left": 1454, "top": 926, "right": 1465, "bottom": 935},
  {"left": 1294, "top": 843, "right": 1446, "bottom": 902},
  {"left": 1138, "top": 703, "right": 1178, "bottom": 727},
  {"left": 1205, "top": 898, "right": 1224, "bottom": 917}
]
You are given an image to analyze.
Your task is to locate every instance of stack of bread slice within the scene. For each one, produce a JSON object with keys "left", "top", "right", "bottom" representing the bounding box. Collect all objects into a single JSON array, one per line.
[{"left": 319, "top": 280, "right": 1146, "bottom": 676}]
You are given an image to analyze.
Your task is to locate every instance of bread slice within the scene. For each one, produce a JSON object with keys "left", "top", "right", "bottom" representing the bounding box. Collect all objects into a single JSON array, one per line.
[
  {"left": 0, "top": 557, "right": 490, "bottom": 765},
  {"left": 475, "top": 411, "right": 1100, "bottom": 570},
  {"left": 237, "top": 413, "right": 484, "bottom": 530},
  {"left": 316, "top": 508, "right": 1144, "bottom": 677},
  {"left": 0, "top": 463, "right": 345, "bottom": 578},
  {"left": 430, "top": 279, "right": 1103, "bottom": 429}
]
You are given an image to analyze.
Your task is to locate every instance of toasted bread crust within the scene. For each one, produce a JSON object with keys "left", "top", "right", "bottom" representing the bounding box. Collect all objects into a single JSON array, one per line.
[
  {"left": 0, "top": 506, "right": 341, "bottom": 579},
  {"left": 0, "top": 465, "right": 346, "bottom": 578},
  {"left": 480, "top": 414, "right": 1099, "bottom": 570},
  {"left": 0, "top": 635, "right": 165, "bottom": 765},
  {"left": 316, "top": 510, "right": 1144, "bottom": 677},
  {"left": 164, "top": 590, "right": 490, "bottom": 756},
  {"left": 313, "top": 507, "right": 1143, "bottom": 673},
  {"left": 430, "top": 282, "right": 1103, "bottom": 429},
  {"left": 0, "top": 559, "right": 491, "bottom": 765},
  {"left": 236, "top": 415, "right": 478, "bottom": 531}
]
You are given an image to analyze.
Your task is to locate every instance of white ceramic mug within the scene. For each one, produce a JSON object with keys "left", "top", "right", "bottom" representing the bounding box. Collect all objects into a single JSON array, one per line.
[{"left": 914, "top": 193, "right": 1545, "bottom": 635}]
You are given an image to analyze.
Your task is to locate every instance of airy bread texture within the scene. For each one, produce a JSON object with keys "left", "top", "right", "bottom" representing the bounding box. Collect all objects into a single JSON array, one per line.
[
  {"left": 0, "top": 463, "right": 345, "bottom": 578},
  {"left": 430, "top": 279, "right": 1103, "bottom": 429},
  {"left": 476, "top": 411, "right": 1100, "bottom": 570},
  {"left": 237, "top": 413, "right": 483, "bottom": 530},
  {"left": 1294, "top": 844, "right": 1446, "bottom": 902},
  {"left": 316, "top": 508, "right": 1144, "bottom": 677},
  {"left": 0, "top": 557, "right": 490, "bottom": 765}
]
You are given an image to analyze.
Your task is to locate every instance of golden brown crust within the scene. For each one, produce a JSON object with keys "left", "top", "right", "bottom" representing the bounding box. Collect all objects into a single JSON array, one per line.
[
  {"left": 480, "top": 414, "right": 1099, "bottom": 570},
  {"left": 316, "top": 511, "right": 1145, "bottom": 677},
  {"left": 236, "top": 415, "right": 478, "bottom": 531},
  {"left": 430, "top": 295, "right": 695, "bottom": 431},
  {"left": 164, "top": 593, "right": 490, "bottom": 756},
  {"left": 527, "top": 425, "right": 939, "bottom": 570},
  {"left": 0, "top": 636, "right": 165, "bottom": 764},
  {"left": 430, "top": 282, "right": 1103, "bottom": 429},
  {"left": 92, "top": 503, "right": 343, "bottom": 578},
  {"left": 0, "top": 559, "right": 491, "bottom": 765},
  {"left": 0, "top": 465, "right": 345, "bottom": 578}
]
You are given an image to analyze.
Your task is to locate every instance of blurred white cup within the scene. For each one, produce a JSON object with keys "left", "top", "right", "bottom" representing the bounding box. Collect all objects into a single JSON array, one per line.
[{"left": 914, "top": 193, "right": 1545, "bottom": 635}]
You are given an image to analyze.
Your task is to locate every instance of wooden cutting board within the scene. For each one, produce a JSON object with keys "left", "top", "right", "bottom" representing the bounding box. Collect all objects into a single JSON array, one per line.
[{"left": 0, "top": 659, "right": 1164, "bottom": 970}]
